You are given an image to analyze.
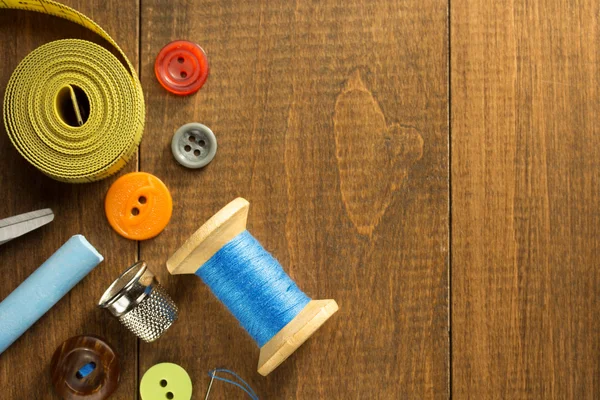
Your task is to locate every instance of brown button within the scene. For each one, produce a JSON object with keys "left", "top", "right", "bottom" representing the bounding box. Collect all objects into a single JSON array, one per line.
[{"left": 50, "top": 335, "right": 120, "bottom": 400}]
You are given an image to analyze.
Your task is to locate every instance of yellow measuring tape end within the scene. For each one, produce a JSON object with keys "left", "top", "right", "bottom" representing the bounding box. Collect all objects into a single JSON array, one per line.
[{"left": 1, "top": 0, "right": 145, "bottom": 183}]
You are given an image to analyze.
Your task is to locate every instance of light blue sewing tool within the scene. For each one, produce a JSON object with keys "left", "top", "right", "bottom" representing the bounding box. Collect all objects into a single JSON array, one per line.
[
  {"left": 167, "top": 198, "right": 338, "bottom": 376},
  {"left": 0, "top": 235, "right": 103, "bottom": 354}
]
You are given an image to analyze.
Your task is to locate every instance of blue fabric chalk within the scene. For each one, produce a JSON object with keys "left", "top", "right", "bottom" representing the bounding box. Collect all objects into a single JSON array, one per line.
[{"left": 0, "top": 235, "right": 103, "bottom": 355}]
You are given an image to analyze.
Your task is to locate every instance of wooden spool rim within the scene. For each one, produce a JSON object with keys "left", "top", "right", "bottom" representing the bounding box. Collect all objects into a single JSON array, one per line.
[
  {"left": 167, "top": 197, "right": 250, "bottom": 275},
  {"left": 166, "top": 197, "right": 339, "bottom": 375}
]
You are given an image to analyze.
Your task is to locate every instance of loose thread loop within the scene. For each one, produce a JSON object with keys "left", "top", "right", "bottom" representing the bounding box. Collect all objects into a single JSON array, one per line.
[
  {"left": 205, "top": 369, "right": 259, "bottom": 400},
  {"left": 196, "top": 230, "right": 311, "bottom": 346}
]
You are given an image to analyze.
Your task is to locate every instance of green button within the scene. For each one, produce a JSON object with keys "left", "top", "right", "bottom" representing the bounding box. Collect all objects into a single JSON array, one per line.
[{"left": 140, "top": 363, "right": 193, "bottom": 400}]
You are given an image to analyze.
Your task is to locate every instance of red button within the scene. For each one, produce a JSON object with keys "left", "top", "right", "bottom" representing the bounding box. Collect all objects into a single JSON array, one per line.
[{"left": 155, "top": 40, "right": 209, "bottom": 95}]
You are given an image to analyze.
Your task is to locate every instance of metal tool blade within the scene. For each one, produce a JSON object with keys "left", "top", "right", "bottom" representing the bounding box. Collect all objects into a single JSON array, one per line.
[{"left": 0, "top": 208, "right": 54, "bottom": 245}]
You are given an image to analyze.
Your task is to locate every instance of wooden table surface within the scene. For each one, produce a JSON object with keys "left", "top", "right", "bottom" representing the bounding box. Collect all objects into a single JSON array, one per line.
[{"left": 0, "top": 0, "right": 597, "bottom": 398}]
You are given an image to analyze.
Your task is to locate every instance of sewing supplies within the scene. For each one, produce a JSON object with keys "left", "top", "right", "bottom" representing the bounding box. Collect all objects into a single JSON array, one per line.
[
  {"left": 171, "top": 123, "right": 217, "bottom": 169},
  {"left": 0, "top": 235, "right": 103, "bottom": 354},
  {"left": 98, "top": 261, "right": 178, "bottom": 342},
  {"left": 204, "top": 369, "right": 259, "bottom": 400},
  {"left": 155, "top": 40, "right": 210, "bottom": 95},
  {"left": 140, "top": 363, "right": 192, "bottom": 400},
  {"left": 1, "top": 0, "right": 144, "bottom": 183},
  {"left": 0, "top": 208, "right": 54, "bottom": 245},
  {"left": 104, "top": 172, "right": 173, "bottom": 240},
  {"left": 167, "top": 198, "right": 339, "bottom": 376},
  {"left": 50, "top": 335, "right": 120, "bottom": 400}
]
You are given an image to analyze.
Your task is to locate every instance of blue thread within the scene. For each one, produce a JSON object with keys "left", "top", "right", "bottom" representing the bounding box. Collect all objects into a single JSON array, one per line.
[
  {"left": 197, "top": 230, "right": 311, "bottom": 346},
  {"left": 208, "top": 369, "right": 258, "bottom": 400},
  {"left": 76, "top": 362, "right": 96, "bottom": 379}
]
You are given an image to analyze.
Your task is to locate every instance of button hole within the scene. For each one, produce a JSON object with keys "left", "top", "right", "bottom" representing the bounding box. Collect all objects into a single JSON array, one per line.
[
  {"left": 194, "top": 149, "right": 201, "bottom": 156},
  {"left": 198, "top": 140, "right": 206, "bottom": 147},
  {"left": 188, "top": 136, "right": 195, "bottom": 142},
  {"left": 180, "top": 71, "right": 187, "bottom": 78},
  {"left": 132, "top": 208, "right": 140, "bottom": 216},
  {"left": 139, "top": 196, "right": 147, "bottom": 204},
  {"left": 166, "top": 392, "right": 174, "bottom": 399},
  {"left": 177, "top": 57, "right": 184, "bottom": 64},
  {"left": 160, "top": 379, "right": 167, "bottom": 387},
  {"left": 75, "top": 362, "right": 96, "bottom": 379},
  {"left": 184, "top": 145, "right": 191, "bottom": 152}
]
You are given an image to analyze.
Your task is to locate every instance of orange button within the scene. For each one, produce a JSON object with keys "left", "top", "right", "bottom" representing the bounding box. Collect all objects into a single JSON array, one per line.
[{"left": 105, "top": 172, "right": 173, "bottom": 240}]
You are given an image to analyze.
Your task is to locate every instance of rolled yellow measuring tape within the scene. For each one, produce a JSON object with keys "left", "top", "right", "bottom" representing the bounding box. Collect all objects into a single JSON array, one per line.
[{"left": 2, "top": 0, "right": 144, "bottom": 183}]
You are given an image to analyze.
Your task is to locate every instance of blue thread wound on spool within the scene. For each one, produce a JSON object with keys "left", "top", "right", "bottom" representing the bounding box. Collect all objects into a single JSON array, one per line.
[{"left": 196, "top": 230, "right": 311, "bottom": 347}]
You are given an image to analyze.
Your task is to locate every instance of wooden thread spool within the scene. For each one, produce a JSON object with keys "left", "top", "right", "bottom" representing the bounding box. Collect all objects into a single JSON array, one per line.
[{"left": 167, "top": 198, "right": 339, "bottom": 376}]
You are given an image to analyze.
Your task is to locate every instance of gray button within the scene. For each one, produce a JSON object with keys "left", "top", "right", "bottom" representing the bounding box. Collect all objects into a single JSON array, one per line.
[{"left": 171, "top": 123, "right": 217, "bottom": 168}]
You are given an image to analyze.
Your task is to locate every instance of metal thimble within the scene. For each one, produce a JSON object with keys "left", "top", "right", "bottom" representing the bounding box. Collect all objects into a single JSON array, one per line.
[{"left": 98, "top": 261, "right": 178, "bottom": 342}]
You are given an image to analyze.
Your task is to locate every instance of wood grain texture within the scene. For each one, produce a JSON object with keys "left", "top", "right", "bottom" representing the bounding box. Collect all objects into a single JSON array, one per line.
[
  {"left": 3, "top": 0, "right": 600, "bottom": 397},
  {"left": 451, "top": 0, "right": 600, "bottom": 398},
  {"left": 0, "top": 1, "right": 139, "bottom": 398},
  {"left": 139, "top": 0, "right": 449, "bottom": 398}
]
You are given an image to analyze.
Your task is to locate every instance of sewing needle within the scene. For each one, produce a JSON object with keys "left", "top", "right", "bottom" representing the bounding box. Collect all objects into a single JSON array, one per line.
[{"left": 204, "top": 370, "right": 216, "bottom": 400}]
